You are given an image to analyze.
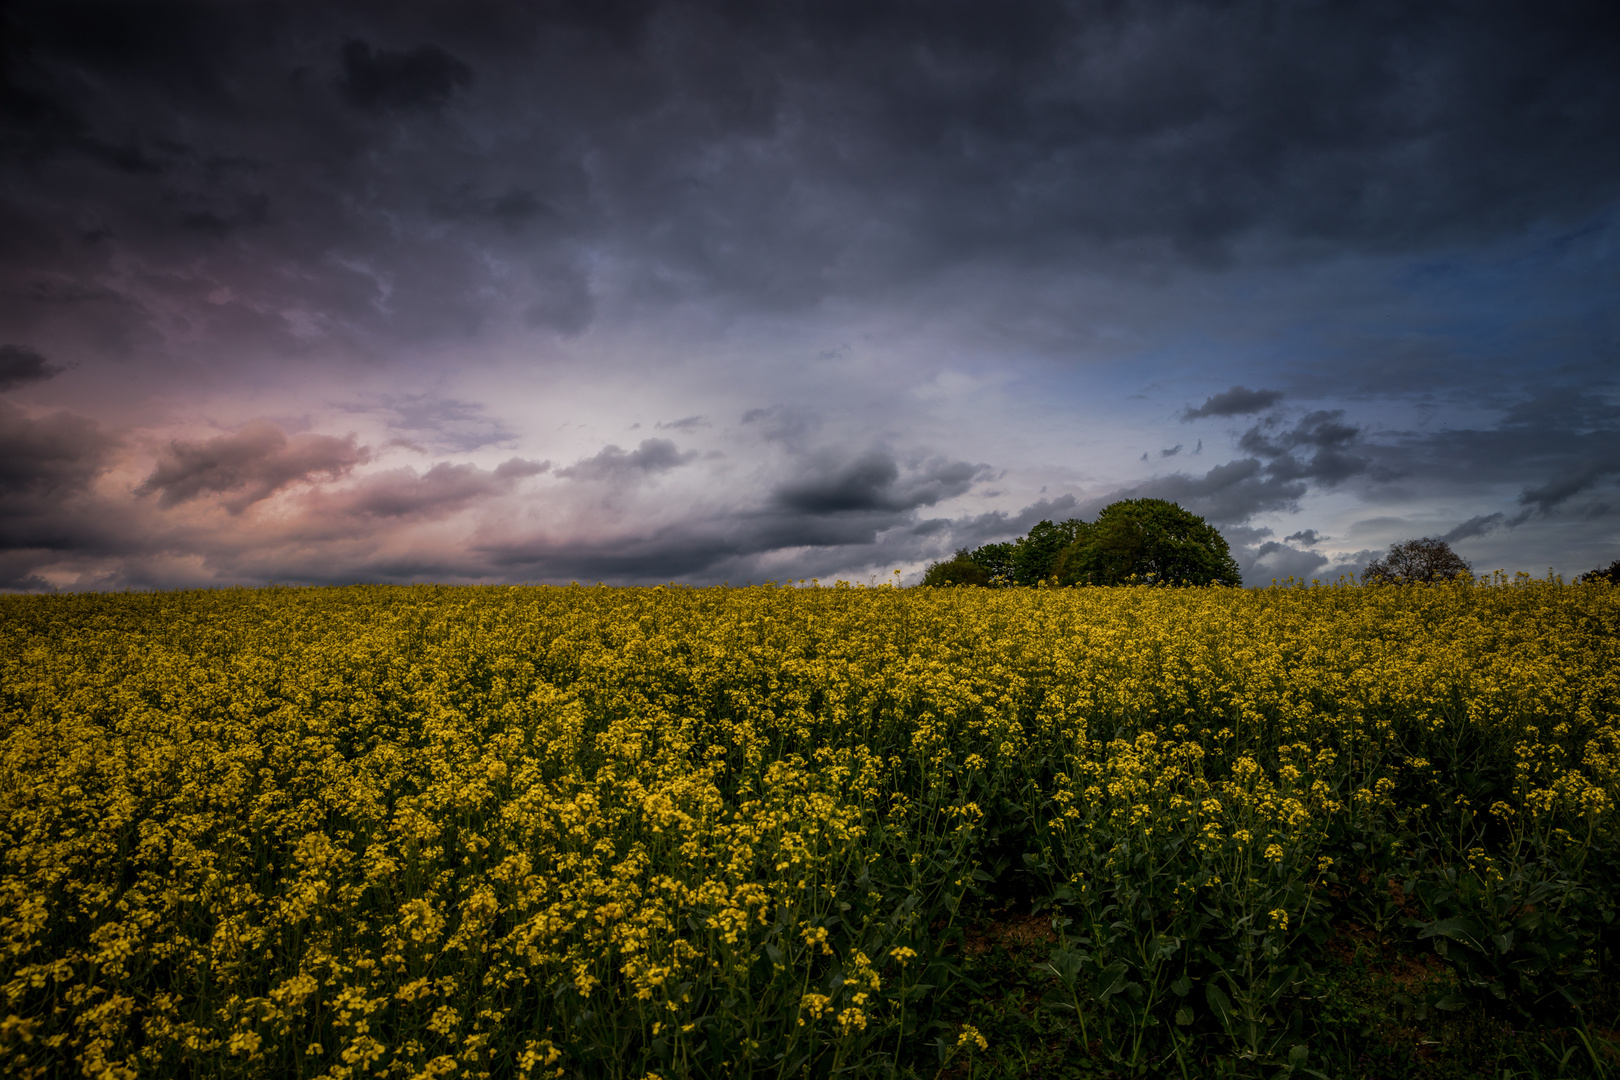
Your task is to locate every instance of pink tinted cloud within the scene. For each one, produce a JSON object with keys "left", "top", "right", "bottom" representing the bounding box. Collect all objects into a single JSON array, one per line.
[
  {"left": 137, "top": 420, "right": 370, "bottom": 513},
  {"left": 322, "top": 457, "right": 549, "bottom": 520}
]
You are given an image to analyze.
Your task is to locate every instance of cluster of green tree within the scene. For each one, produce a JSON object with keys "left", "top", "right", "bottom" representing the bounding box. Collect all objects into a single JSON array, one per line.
[
  {"left": 1359, "top": 540, "right": 1620, "bottom": 586},
  {"left": 921, "top": 497, "right": 1243, "bottom": 588},
  {"left": 922, "top": 502, "right": 1620, "bottom": 591},
  {"left": 1580, "top": 558, "right": 1620, "bottom": 585}
]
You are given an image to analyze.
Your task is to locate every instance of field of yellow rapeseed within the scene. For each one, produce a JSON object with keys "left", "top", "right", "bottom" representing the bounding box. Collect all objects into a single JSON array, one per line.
[{"left": 1, "top": 576, "right": 1617, "bottom": 1079}]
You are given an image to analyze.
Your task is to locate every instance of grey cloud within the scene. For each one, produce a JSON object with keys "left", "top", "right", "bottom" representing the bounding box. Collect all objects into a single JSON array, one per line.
[
  {"left": 0, "top": 402, "right": 136, "bottom": 586},
  {"left": 431, "top": 185, "right": 558, "bottom": 232},
  {"left": 1327, "top": 549, "right": 1386, "bottom": 582},
  {"left": 137, "top": 421, "right": 369, "bottom": 512},
  {"left": 331, "top": 456, "right": 546, "bottom": 519},
  {"left": 522, "top": 266, "right": 597, "bottom": 335},
  {"left": 1440, "top": 513, "right": 1505, "bottom": 544},
  {"left": 482, "top": 448, "right": 993, "bottom": 582},
  {"left": 2, "top": 2, "right": 1616, "bottom": 375},
  {"left": 0, "top": 344, "right": 62, "bottom": 391},
  {"left": 1518, "top": 460, "right": 1620, "bottom": 515},
  {"left": 1266, "top": 448, "right": 1367, "bottom": 486},
  {"left": 494, "top": 457, "right": 548, "bottom": 480},
  {"left": 1184, "top": 386, "right": 1284, "bottom": 420},
  {"left": 773, "top": 452, "right": 900, "bottom": 515},
  {"left": 1160, "top": 444, "right": 1182, "bottom": 457},
  {"left": 926, "top": 495, "right": 1081, "bottom": 552},
  {"left": 1283, "top": 529, "right": 1322, "bottom": 547},
  {"left": 1249, "top": 541, "right": 1330, "bottom": 582},
  {"left": 656, "top": 415, "right": 709, "bottom": 431},
  {"left": 555, "top": 438, "right": 697, "bottom": 480},
  {"left": 741, "top": 406, "right": 820, "bottom": 446},
  {"left": 1371, "top": 392, "right": 1620, "bottom": 519},
  {"left": 0, "top": 400, "right": 112, "bottom": 498},
  {"left": 1, "top": 3, "right": 1617, "bottom": 587},
  {"left": 1099, "top": 458, "right": 1306, "bottom": 525},
  {"left": 363, "top": 395, "right": 517, "bottom": 453},
  {"left": 340, "top": 40, "right": 474, "bottom": 113},
  {"left": 0, "top": 550, "right": 54, "bottom": 592},
  {"left": 1236, "top": 410, "right": 1368, "bottom": 488},
  {"left": 771, "top": 451, "right": 983, "bottom": 515},
  {"left": 1238, "top": 411, "right": 1359, "bottom": 456}
]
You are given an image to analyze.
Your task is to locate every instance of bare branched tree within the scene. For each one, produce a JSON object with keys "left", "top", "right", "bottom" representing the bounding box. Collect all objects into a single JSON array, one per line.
[{"left": 1361, "top": 537, "right": 1473, "bottom": 584}]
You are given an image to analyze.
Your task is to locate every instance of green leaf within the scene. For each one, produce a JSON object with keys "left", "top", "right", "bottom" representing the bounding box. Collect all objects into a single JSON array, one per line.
[
  {"left": 1418, "top": 916, "right": 1488, "bottom": 952},
  {"left": 1044, "top": 948, "right": 1084, "bottom": 987},
  {"left": 1095, "top": 961, "right": 1131, "bottom": 1001},
  {"left": 1171, "top": 975, "right": 1193, "bottom": 997},
  {"left": 1175, "top": 1006, "right": 1194, "bottom": 1026},
  {"left": 1206, "top": 979, "right": 1235, "bottom": 1021}
]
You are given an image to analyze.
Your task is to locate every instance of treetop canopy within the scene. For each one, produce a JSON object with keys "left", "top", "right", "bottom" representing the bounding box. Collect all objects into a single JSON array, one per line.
[{"left": 922, "top": 498, "right": 1242, "bottom": 588}]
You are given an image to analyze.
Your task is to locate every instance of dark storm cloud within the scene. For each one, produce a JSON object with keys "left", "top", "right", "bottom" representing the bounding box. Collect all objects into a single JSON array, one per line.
[
  {"left": 1374, "top": 392, "right": 1620, "bottom": 518},
  {"left": 1518, "top": 458, "right": 1620, "bottom": 516},
  {"left": 1252, "top": 540, "right": 1329, "bottom": 578},
  {"left": 925, "top": 495, "right": 1081, "bottom": 551},
  {"left": 339, "top": 40, "right": 473, "bottom": 113},
  {"left": 0, "top": 344, "right": 61, "bottom": 391},
  {"left": 1, "top": 1, "right": 1616, "bottom": 369},
  {"left": 137, "top": 421, "right": 369, "bottom": 512},
  {"left": 479, "top": 447, "right": 992, "bottom": 581},
  {"left": 0, "top": 401, "right": 139, "bottom": 590},
  {"left": 1104, "top": 407, "right": 1371, "bottom": 525},
  {"left": 771, "top": 451, "right": 983, "bottom": 515},
  {"left": 1184, "top": 387, "right": 1284, "bottom": 420},
  {"left": 430, "top": 185, "right": 558, "bottom": 232},
  {"left": 1100, "top": 458, "right": 1306, "bottom": 524},
  {"left": 555, "top": 438, "right": 696, "bottom": 480},
  {"left": 1440, "top": 513, "right": 1505, "bottom": 544},
  {"left": 1237, "top": 410, "right": 1369, "bottom": 487},
  {"left": 0, "top": 399, "right": 112, "bottom": 497},
  {"left": 1284, "top": 529, "right": 1322, "bottom": 548},
  {"left": 1, "top": 2, "right": 1617, "bottom": 589}
]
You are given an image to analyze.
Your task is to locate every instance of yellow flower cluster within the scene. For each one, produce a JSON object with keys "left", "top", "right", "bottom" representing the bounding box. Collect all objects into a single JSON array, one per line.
[{"left": 0, "top": 575, "right": 1613, "bottom": 1077}]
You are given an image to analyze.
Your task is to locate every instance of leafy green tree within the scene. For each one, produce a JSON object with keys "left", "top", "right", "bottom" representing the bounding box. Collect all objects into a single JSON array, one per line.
[
  {"left": 1010, "top": 518, "right": 1088, "bottom": 585},
  {"left": 1360, "top": 537, "right": 1472, "bottom": 585},
  {"left": 920, "top": 542, "right": 1018, "bottom": 587},
  {"left": 1052, "top": 498, "right": 1241, "bottom": 586},
  {"left": 966, "top": 541, "right": 1016, "bottom": 584},
  {"left": 919, "top": 549, "right": 994, "bottom": 587},
  {"left": 1579, "top": 558, "right": 1620, "bottom": 585}
]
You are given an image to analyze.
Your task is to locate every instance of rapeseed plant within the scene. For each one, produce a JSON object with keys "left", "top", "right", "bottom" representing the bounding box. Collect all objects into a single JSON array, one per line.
[{"left": 0, "top": 574, "right": 1614, "bottom": 1077}]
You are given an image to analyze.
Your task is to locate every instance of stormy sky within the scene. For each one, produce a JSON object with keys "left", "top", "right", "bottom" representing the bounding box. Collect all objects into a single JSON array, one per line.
[{"left": 2, "top": 1, "right": 1617, "bottom": 590}]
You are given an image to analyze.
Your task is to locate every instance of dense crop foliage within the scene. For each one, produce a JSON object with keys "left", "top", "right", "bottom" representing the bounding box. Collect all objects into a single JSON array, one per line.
[{"left": 2, "top": 578, "right": 1618, "bottom": 1079}]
